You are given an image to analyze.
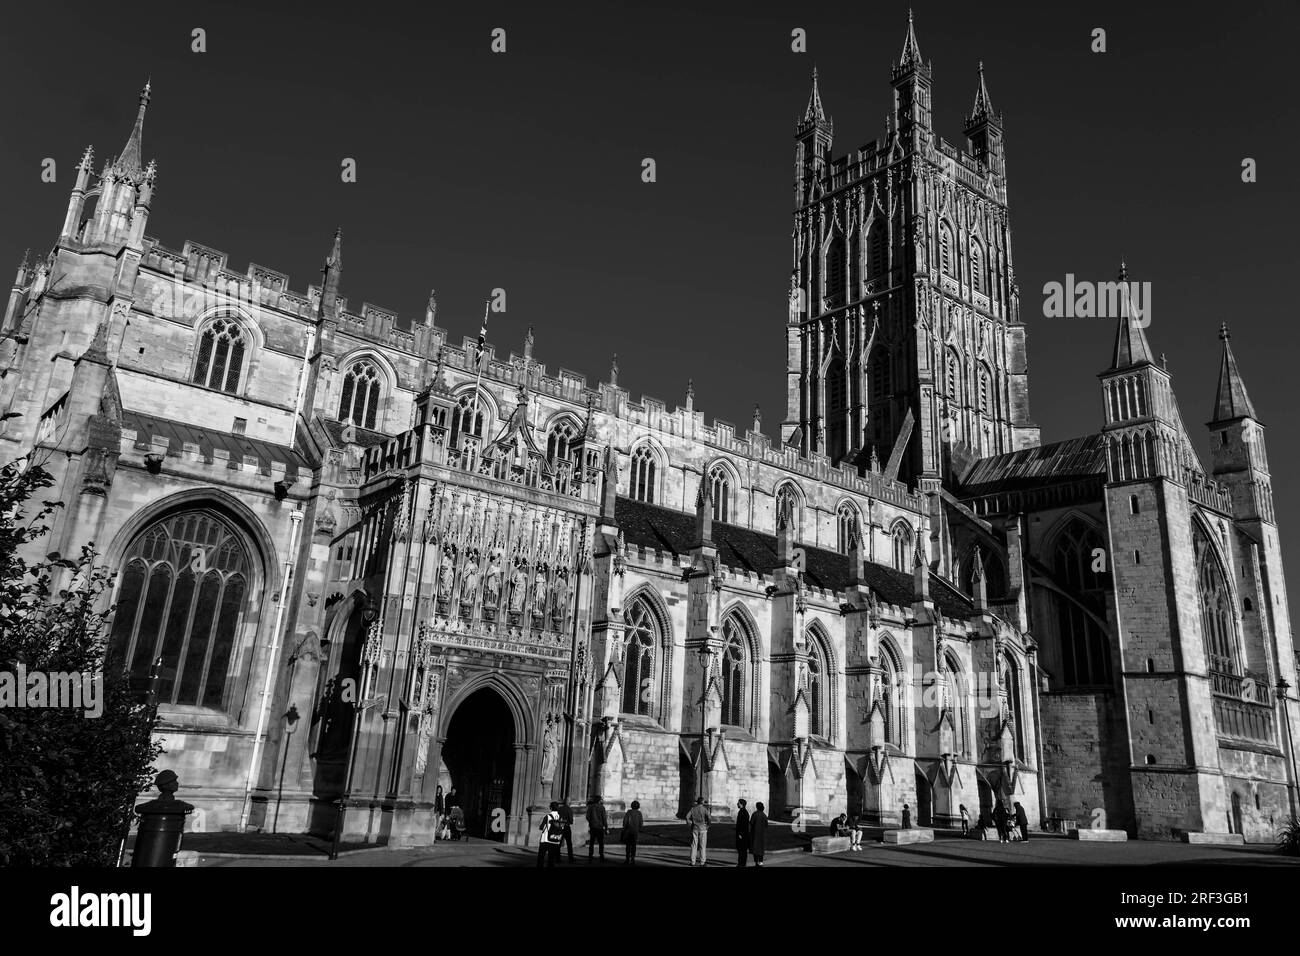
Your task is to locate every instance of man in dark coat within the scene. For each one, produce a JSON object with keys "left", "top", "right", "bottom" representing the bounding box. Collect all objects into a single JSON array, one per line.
[
  {"left": 734, "top": 799, "right": 751, "bottom": 867},
  {"left": 586, "top": 796, "right": 608, "bottom": 862},
  {"left": 558, "top": 799, "right": 575, "bottom": 863},
  {"left": 1013, "top": 802, "right": 1030, "bottom": 842},
  {"left": 749, "top": 801, "right": 768, "bottom": 866}
]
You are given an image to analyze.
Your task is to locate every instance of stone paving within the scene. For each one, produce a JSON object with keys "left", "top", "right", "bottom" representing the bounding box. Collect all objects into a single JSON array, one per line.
[{"left": 196, "top": 829, "right": 1298, "bottom": 868}]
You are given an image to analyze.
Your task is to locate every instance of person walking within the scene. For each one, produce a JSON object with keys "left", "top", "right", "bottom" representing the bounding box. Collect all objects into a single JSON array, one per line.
[
  {"left": 536, "top": 802, "right": 563, "bottom": 867},
  {"left": 558, "top": 798, "right": 576, "bottom": 863},
  {"left": 734, "top": 799, "right": 751, "bottom": 867},
  {"left": 586, "top": 795, "right": 608, "bottom": 862},
  {"left": 959, "top": 804, "right": 969, "bottom": 836},
  {"left": 687, "top": 796, "right": 711, "bottom": 866},
  {"left": 901, "top": 803, "right": 911, "bottom": 829},
  {"left": 749, "top": 801, "right": 768, "bottom": 866},
  {"left": 621, "top": 799, "right": 644, "bottom": 865},
  {"left": 993, "top": 802, "right": 1010, "bottom": 843},
  {"left": 1014, "top": 802, "right": 1030, "bottom": 842}
]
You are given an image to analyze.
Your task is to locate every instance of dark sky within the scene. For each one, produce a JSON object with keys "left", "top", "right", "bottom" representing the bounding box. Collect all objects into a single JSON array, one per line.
[{"left": 3, "top": 2, "right": 1299, "bottom": 604}]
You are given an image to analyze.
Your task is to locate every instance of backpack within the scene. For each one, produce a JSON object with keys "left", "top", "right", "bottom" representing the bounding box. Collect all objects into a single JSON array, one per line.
[{"left": 543, "top": 815, "right": 563, "bottom": 844}]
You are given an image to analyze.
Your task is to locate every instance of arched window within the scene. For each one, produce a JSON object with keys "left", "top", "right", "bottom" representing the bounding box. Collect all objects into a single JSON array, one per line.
[
  {"left": 867, "top": 221, "right": 886, "bottom": 281},
  {"left": 621, "top": 597, "right": 657, "bottom": 717},
  {"left": 939, "top": 222, "right": 955, "bottom": 278},
  {"left": 869, "top": 350, "right": 892, "bottom": 443},
  {"left": 708, "top": 464, "right": 731, "bottom": 523},
  {"left": 720, "top": 615, "right": 749, "bottom": 728},
  {"left": 449, "top": 392, "right": 487, "bottom": 448},
  {"left": 109, "top": 510, "right": 254, "bottom": 711},
  {"left": 942, "top": 652, "right": 969, "bottom": 757},
  {"left": 338, "top": 360, "right": 382, "bottom": 430},
  {"left": 970, "top": 241, "right": 985, "bottom": 294},
  {"left": 1001, "top": 656, "right": 1025, "bottom": 760},
  {"left": 945, "top": 349, "right": 961, "bottom": 399},
  {"left": 892, "top": 523, "right": 913, "bottom": 572},
  {"left": 546, "top": 418, "right": 581, "bottom": 468},
  {"left": 826, "top": 235, "right": 846, "bottom": 300},
  {"left": 880, "top": 643, "right": 906, "bottom": 749},
  {"left": 1195, "top": 524, "right": 1239, "bottom": 675},
  {"left": 836, "top": 502, "right": 859, "bottom": 555},
  {"left": 775, "top": 483, "right": 801, "bottom": 537},
  {"left": 192, "top": 316, "right": 246, "bottom": 394},
  {"left": 978, "top": 363, "right": 992, "bottom": 414},
  {"left": 806, "top": 637, "right": 825, "bottom": 738},
  {"left": 629, "top": 444, "right": 657, "bottom": 504},
  {"left": 1051, "top": 518, "right": 1112, "bottom": 687}
]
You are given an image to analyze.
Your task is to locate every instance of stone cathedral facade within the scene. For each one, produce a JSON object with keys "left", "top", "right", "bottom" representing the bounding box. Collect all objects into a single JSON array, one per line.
[{"left": 2, "top": 17, "right": 1296, "bottom": 846}]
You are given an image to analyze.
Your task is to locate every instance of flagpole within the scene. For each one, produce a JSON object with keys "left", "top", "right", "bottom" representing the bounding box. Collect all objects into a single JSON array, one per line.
[{"left": 468, "top": 298, "right": 490, "bottom": 459}]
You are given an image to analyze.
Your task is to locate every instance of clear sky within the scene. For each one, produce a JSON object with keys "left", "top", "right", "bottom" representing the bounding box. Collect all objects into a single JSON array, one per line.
[{"left": 3, "top": 0, "right": 1298, "bottom": 612}]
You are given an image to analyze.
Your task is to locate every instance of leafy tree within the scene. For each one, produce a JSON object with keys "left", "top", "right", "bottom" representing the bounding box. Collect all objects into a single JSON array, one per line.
[{"left": 0, "top": 455, "right": 160, "bottom": 866}]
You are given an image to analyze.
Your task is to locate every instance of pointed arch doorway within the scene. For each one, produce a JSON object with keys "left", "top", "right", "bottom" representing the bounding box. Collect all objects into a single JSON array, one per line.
[{"left": 440, "top": 687, "right": 517, "bottom": 842}]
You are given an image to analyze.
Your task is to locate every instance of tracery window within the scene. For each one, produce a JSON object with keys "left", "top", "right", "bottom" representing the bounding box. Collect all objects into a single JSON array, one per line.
[
  {"left": 192, "top": 317, "right": 246, "bottom": 394},
  {"left": 1051, "top": 518, "right": 1112, "bottom": 687},
  {"left": 449, "top": 392, "right": 487, "bottom": 448},
  {"left": 720, "top": 616, "right": 749, "bottom": 728},
  {"left": 708, "top": 465, "right": 731, "bottom": 524},
  {"left": 621, "top": 597, "right": 658, "bottom": 717},
  {"left": 806, "top": 636, "right": 826, "bottom": 738},
  {"left": 338, "top": 360, "right": 382, "bottom": 430},
  {"left": 1195, "top": 525, "right": 1239, "bottom": 675},
  {"left": 775, "top": 484, "right": 801, "bottom": 536},
  {"left": 939, "top": 222, "right": 955, "bottom": 278},
  {"left": 630, "top": 444, "right": 657, "bottom": 504},
  {"left": 109, "top": 510, "right": 253, "bottom": 710},
  {"left": 546, "top": 418, "right": 581, "bottom": 469},
  {"left": 892, "top": 523, "right": 913, "bottom": 572},
  {"left": 836, "top": 502, "right": 859, "bottom": 555}
]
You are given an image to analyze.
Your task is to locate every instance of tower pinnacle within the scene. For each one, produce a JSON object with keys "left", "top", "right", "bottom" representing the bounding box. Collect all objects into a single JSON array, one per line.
[
  {"left": 1210, "top": 324, "right": 1258, "bottom": 423},
  {"left": 112, "top": 79, "right": 152, "bottom": 181}
]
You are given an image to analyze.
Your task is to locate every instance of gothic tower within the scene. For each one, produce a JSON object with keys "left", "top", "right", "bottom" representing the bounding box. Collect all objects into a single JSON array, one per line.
[{"left": 783, "top": 14, "right": 1037, "bottom": 490}]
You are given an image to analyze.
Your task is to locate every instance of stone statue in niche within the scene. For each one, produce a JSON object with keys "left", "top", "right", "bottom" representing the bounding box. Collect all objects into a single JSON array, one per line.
[
  {"left": 531, "top": 568, "right": 548, "bottom": 615},
  {"left": 484, "top": 555, "right": 503, "bottom": 606},
  {"left": 540, "top": 714, "right": 560, "bottom": 783},
  {"left": 437, "top": 546, "right": 456, "bottom": 600},
  {"left": 509, "top": 563, "right": 528, "bottom": 612},
  {"left": 460, "top": 553, "right": 479, "bottom": 604}
]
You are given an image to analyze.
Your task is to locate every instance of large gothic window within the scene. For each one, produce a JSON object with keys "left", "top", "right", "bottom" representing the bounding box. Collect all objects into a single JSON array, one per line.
[
  {"left": 806, "top": 635, "right": 827, "bottom": 739},
  {"left": 720, "top": 616, "right": 749, "bottom": 728},
  {"left": 836, "top": 502, "right": 859, "bottom": 555},
  {"left": 942, "top": 652, "right": 969, "bottom": 757},
  {"left": 708, "top": 464, "right": 731, "bottom": 523},
  {"left": 1051, "top": 519, "right": 1112, "bottom": 687},
  {"left": 1195, "top": 525, "right": 1239, "bottom": 675},
  {"left": 892, "top": 523, "right": 913, "bottom": 572},
  {"left": 826, "top": 236, "right": 846, "bottom": 300},
  {"left": 338, "top": 360, "right": 382, "bottom": 430},
  {"left": 192, "top": 317, "right": 246, "bottom": 394},
  {"left": 880, "top": 644, "right": 906, "bottom": 749},
  {"left": 630, "top": 444, "right": 657, "bottom": 504},
  {"left": 1001, "top": 657, "right": 1025, "bottom": 760},
  {"left": 109, "top": 510, "right": 254, "bottom": 711},
  {"left": 867, "top": 221, "right": 886, "bottom": 281},
  {"left": 971, "top": 241, "right": 985, "bottom": 295},
  {"left": 621, "top": 598, "right": 658, "bottom": 717}
]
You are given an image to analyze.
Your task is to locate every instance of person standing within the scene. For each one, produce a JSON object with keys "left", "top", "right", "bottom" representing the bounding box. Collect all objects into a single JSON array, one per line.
[
  {"left": 959, "top": 804, "right": 969, "bottom": 836},
  {"left": 621, "top": 799, "right": 644, "bottom": 865},
  {"left": 433, "top": 785, "right": 445, "bottom": 841},
  {"left": 558, "top": 799, "right": 575, "bottom": 863},
  {"left": 536, "top": 802, "right": 563, "bottom": 867},
  {"left": 1014, "top": 802, "right": 1030, "bottom": 842},
  {"left": 586, "top": 795, "right": 608, "bottom": 862},
  {"left": 993, "top": 802, "right": 1010, "bottom": 843},
  {"left": 901, "top": 803, "right": 911, "bottom": 829},
  {"left": 687, "top": 796, "right": 711, "bottom": 866},
  {"left": 749, "top": 801, "right": 768, "bottom": 866},
  {"left": 734, "top": 799, "right": 751, "bottom": 867}
]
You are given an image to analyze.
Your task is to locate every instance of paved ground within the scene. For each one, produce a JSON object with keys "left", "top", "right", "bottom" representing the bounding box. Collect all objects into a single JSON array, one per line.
[{"left": 194, "top": 828, "right": 1298, "bottom": 868}]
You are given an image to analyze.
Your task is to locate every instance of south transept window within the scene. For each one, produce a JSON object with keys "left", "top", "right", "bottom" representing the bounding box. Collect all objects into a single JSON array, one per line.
[
  {"left": 109, "top": 510, "right": 254, "bottom": 711},
  {"left": 1050, "top": 518, "right": 1112, "bottom": 688},
  {"left": 621, "top": 597, "right": 658, "bottom": 718}
]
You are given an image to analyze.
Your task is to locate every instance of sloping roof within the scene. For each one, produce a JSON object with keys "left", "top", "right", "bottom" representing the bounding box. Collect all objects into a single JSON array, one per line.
[
  {"left": 613, "top": 497, "right": 976, "bottom": 619},
  {"left": 321, "top": 418, "right": 390, "bottom": 449},
  {"left": 123, "top": 409, "right": 315, "bottom": 476},
  {"left": 958, "top": 434, "right": 1106, "bottom": 498}
]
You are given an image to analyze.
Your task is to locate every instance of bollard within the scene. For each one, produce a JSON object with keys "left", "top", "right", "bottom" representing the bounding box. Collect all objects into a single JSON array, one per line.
[{"left": 132, "top": 770, "right": 195, "bottom": 867}]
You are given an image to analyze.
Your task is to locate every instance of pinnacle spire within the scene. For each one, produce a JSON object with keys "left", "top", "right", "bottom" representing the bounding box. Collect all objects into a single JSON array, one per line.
[
  {"left": 1108, "top": 261, "right": 1154, "bottom": 370},
  {"left": 967, "top": 61, "right": 997, "bottom": 125},
  {"left": 901, "top": 9, "right": 923, "bottom": 66},
  {"left": 1211, "top": 324, "right": 1258, "bottom": 423},
  {"left": 112, "top": 79, "right": 151, "bottom": 181},
  {"left": 803, "top": 66, "right": 828, "bottom": 126}
]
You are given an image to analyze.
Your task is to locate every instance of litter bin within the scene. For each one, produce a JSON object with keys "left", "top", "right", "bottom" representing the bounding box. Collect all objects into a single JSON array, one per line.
[{"left": 132, "top": 770, "right": 195, "bottom": 867}]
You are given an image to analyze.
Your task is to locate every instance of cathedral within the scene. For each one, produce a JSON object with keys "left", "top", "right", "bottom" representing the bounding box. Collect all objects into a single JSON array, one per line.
[{"left": 2, "top": 14, "right": 1295, "bottom": 847}]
